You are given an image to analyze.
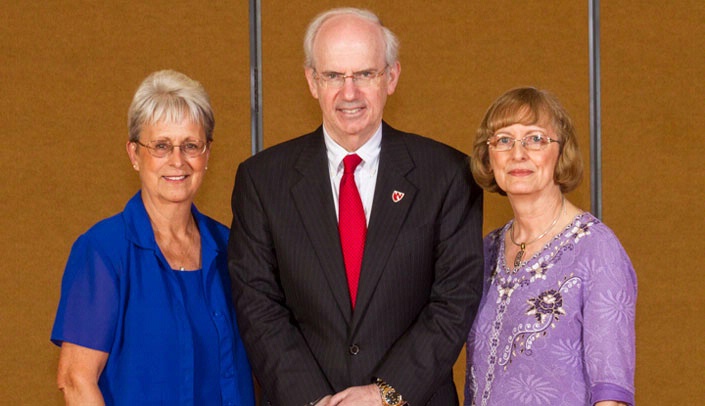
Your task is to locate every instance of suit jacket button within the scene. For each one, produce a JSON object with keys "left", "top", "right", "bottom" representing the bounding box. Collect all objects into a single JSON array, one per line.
[{"left": 348, "top": 344, "right": 360, "bottom": 355}]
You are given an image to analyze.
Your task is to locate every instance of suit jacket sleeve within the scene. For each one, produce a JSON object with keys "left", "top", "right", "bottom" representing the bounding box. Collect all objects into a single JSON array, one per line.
[
  {"left": 374, "top": 156, "right": 484, "bottom": 405},
  {"left": 228, "top": 161, "right": 332, "bottom": 406}
]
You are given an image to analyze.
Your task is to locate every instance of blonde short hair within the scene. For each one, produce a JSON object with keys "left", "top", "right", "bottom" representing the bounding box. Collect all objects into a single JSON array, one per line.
[
  {"left": 471, "top": 87, "right": 583, "bottom": 195},
  {"left": 128, "top": 70, "right": 214, "bottom": 142}
]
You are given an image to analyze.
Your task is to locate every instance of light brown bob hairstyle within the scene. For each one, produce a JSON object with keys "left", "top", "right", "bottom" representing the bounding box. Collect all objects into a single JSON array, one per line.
[{"left": 471, "top": 87, "right": 583, "bottom": 195}]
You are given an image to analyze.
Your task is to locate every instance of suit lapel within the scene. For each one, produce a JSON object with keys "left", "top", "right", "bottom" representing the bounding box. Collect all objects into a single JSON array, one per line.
[
  {"left": 352, "top": 124, "right": 417, "bottom": 328},
  {"left": 290, "top": 129, "right": 353, "bottom": 322}
]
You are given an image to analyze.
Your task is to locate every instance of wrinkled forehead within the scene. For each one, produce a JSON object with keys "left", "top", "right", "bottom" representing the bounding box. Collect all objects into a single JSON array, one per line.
[{"left": 312, "top": 16, "right": 386, "bottom": 70}]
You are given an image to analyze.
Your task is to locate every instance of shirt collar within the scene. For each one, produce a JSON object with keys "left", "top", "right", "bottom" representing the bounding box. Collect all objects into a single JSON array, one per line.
[
  {"left": 122, "top": 191, "right": 219, "bottom": 258},
  {"left": 122, "top": 191, "right": 222, "bottom": 273},
  {"left": 323, "top": 124, "right": 383, "bottom": 174}
]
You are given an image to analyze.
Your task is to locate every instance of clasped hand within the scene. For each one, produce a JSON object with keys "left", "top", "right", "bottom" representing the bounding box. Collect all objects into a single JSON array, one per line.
[{"left": 315, "top": 384, "right": 381, "bottom": 406}]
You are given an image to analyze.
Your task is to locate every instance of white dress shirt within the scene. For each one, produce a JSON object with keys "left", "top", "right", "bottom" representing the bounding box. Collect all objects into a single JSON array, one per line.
[{"left": 323, "top": 125, "right": 382, "bottom": 225}]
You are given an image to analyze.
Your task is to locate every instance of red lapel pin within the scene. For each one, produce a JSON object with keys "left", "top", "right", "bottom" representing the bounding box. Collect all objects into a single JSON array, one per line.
[{"left": 392, "top": 190, "right": 405, "bottom": 203}]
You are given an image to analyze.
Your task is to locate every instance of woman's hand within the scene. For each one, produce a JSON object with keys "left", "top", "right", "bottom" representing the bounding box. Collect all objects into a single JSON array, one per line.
[{"left": 57, "top": 342, "right": 108, "bottom": 405}]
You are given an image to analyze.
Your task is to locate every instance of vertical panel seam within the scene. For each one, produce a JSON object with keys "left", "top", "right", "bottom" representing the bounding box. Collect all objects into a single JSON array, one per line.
[
  {"left": 589, "top": 0, "right": 602, "bottom": 219},
  {"left": 250, "top": 0, "right": 263, "bottom": 155}
]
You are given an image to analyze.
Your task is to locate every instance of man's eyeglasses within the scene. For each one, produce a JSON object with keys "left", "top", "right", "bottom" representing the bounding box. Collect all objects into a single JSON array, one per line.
[
  {"left": 313, "top": 65, "right": 388, "bottom": 88},
  {"left": 134, "top": 139, "right": 209, "bottom": 158},
  {"left": 487, "top": 134, "right": 561, "bottom": 152}
]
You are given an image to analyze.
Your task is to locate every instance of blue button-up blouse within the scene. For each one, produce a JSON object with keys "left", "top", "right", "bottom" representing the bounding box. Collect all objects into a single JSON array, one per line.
[{"left": 51, "top": 192, "right": 255, "bottom": 405}]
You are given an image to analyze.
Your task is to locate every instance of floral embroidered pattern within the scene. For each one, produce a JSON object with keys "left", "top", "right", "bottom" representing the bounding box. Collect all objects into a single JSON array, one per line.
[
  {"left": 527, "top": 258, "right": 553, "bottom": 282},
  {"left": 472, "top": 214, "right": 596, "bottom": 406},
  {"left": 496, "top": 276, "right": 581, "bottom": 369},
  {"left": 467, "top": 213, "right": 636, "bottom": 406},
  {"left": 497, "top": 278, "right": 519, "bottom": 303},
  {"left": 568, "top": 217, "right": 594, "bottom": 242},
  {"left": 526, "top": 289, "right": 565, "bottom": 323}
]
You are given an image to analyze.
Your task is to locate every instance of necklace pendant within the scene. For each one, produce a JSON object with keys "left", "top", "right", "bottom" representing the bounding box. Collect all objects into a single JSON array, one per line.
[{"left": 513, "top": 249, "right": 524, "bottom": 269}]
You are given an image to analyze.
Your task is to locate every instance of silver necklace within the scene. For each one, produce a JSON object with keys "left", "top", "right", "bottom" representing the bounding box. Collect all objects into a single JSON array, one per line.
[
  {"left": 156, "top": 221, "right": 199, "bottom": 271},
  {"left": 509, "top": 195, "right": 565, "bottom": 269}
]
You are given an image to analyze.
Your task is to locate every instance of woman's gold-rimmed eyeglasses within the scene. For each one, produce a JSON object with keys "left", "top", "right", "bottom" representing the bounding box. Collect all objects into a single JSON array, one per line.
[
  {"left": 487, "top": 134, "right": 561, "bottom": 152},
  {"left": 313, "top": 65, "right": 388, "bottom": 88},
  {"left": 135, "top": 140, "right": 209, "bottom": 158}
]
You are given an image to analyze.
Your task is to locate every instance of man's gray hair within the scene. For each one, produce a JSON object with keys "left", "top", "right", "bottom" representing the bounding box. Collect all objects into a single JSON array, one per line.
[{"left": 303, "top": 7, "right": 399, "bottom": 69}]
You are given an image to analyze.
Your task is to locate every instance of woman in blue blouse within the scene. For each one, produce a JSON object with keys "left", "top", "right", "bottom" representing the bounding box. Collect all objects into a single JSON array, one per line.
[{"left": 51, "top": 70, "right": 255, "bottom": 405}]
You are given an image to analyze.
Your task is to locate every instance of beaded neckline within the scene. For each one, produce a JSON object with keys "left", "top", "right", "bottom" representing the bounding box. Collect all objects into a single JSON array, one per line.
[{"left": 499, "top": 212, "right": 587, "bottom": 275}]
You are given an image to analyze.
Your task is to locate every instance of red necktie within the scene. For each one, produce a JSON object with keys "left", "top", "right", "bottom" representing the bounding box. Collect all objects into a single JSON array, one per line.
[{"left": 338, "top": 154, "right": 366, "bottom": 309}]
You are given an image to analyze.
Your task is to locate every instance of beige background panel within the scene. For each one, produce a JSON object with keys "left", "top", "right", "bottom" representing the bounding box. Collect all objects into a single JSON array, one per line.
[
  {"left": 3, "top": 1, "right": 703, "bottom": 404},
  {"left": 1, "top": 2, "right": 250, "bottom": 404},
  {"left": 601, "top": 1, "right": 705, "bottom": 404}
]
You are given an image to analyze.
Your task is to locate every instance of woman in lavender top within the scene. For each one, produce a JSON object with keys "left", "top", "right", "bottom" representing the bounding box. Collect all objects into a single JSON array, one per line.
[{"left": 465, "top": 87, "right": 636, "bottom": 406}]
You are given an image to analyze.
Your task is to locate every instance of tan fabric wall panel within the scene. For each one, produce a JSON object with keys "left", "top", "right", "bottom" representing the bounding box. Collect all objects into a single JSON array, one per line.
[
  {"left": 261, "top": 1, "right": 589, "bottom": 402},
  {"left": 5, "top": 0, "right": 701, "bottom": 404},
  {"left": 1, "top": 3, "right": 250, "bottom": 404},
  {"left": 601, "top": 2, "right": 705, "bottom": 403}
]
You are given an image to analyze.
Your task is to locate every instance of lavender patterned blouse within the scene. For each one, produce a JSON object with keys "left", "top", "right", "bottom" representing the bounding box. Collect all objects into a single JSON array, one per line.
[{"left": 465, "top": 212, "right": 636, "bottom": 406}]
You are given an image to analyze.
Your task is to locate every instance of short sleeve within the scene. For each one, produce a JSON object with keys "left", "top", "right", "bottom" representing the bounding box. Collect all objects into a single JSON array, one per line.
[
  {"left": 582, "top": 230, "right": 637, "bottom": 405},
  {"left": 51, "top": 233, "right": 120, "bottom": 353}
]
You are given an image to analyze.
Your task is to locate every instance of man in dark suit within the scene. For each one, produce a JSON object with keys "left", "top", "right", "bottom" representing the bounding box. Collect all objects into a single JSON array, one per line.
[{"left": 229, "top": 7, "right": 483, "bottom": 406}]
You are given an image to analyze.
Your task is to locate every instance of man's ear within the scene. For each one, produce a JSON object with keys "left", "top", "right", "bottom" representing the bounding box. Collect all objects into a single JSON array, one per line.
[
  {"left": 386, "top": 61, "right": 401, "bottom": 95},
  {"left": 305, "top": 68, "right": 320, "bottom": 100}
]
